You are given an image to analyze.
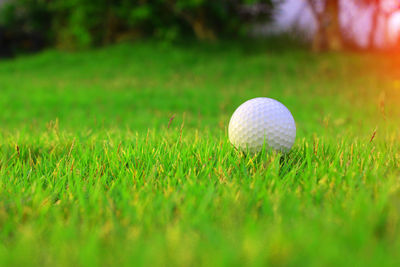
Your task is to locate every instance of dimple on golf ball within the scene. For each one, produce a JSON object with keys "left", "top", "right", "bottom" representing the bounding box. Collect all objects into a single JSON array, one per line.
[{"left": 228, "top": 97, "right": 296, "bottom": 153}]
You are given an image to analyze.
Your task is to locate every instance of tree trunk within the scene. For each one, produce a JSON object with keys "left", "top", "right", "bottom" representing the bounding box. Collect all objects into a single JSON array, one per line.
[
  {"left": 307, "top": 0, "right": 342, "bottom": 51},
  {"left": 307, "top": 0, "right": 326, "bottom": 52},
  {"left": 383, "top": 13, "right": 391, "bottom": 48},
  {"left": 191, "top": 14, "right": 216, "bottom": 41},
  {"left": 312, "top": 17, "right": 326, "bottom": 52},
  {"left": 166, "top": 1, "right": 216, "bottom": 41},
  {"left": 368, "top": 5, "right": 379, "bottom": 49},
  {"left": 324, "top": 0, "right": 342, "bottom": 51}
]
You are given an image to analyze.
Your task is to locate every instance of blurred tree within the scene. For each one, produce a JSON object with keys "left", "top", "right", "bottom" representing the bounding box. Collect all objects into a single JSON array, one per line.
[
  {"left": 164, "top": 0, "right": 275, "bottom": 41},
  {"left": 306, "top": 0, "right": 400, "bottom": 51},
  {"left": 352, "top": 0, "right": 382, "bottom": 49},
  {"left": 306, "top": 0, "right": 342, "bottom": 52},
  {"left": 353, "top": 0, "right": 400, "bottom": 48},
  {"left": 366, "top": 0, "right": 380, "bottom": 48}
]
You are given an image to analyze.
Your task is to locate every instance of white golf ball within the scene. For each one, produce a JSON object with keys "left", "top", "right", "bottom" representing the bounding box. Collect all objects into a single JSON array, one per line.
[{"left": 228, "top": 97, "right": 296, "bottom": 153}]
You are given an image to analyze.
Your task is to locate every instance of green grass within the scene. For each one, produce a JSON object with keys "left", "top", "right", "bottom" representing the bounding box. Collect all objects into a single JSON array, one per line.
[{"left": 1, "top": 41, "right": 400, "bottom": 266}]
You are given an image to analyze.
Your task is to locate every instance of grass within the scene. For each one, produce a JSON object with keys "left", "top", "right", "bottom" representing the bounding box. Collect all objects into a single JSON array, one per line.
[{"left": 1, "top": 41, "right": 400, "bottom": 266}]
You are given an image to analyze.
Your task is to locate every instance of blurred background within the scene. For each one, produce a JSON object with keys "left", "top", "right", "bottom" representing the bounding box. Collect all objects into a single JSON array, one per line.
[{"left": 2, "top": 0, "right": 400, "bottom": 57}]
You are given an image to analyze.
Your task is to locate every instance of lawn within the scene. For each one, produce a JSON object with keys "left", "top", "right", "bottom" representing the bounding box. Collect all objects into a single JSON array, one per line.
[{"left": 0, "top": 41, "right": 400, "bottom": 266}]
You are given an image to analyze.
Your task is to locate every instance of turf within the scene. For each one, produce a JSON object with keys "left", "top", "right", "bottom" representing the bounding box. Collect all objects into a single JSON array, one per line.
[{"left": 0, "top": 41, "right": 400, "bottom": 266}]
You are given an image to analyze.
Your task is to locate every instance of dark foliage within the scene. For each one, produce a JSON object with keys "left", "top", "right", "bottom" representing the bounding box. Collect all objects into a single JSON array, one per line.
[
  {"left": 0, "top": 0, "right": 276, "bottom": 53},
  {"left": 0, "top": 26, "right": 46, "bottom": 57}
]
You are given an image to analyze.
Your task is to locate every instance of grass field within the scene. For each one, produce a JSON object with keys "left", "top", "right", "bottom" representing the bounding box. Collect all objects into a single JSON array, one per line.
[{"left": 1, "top": 41, "right": 400, "bottom": 266}]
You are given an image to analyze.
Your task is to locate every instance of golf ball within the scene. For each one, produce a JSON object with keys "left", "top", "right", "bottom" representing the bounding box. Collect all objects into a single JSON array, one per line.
[{"left": 228, "top": 97, "right": 296, "bottom": 153}]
